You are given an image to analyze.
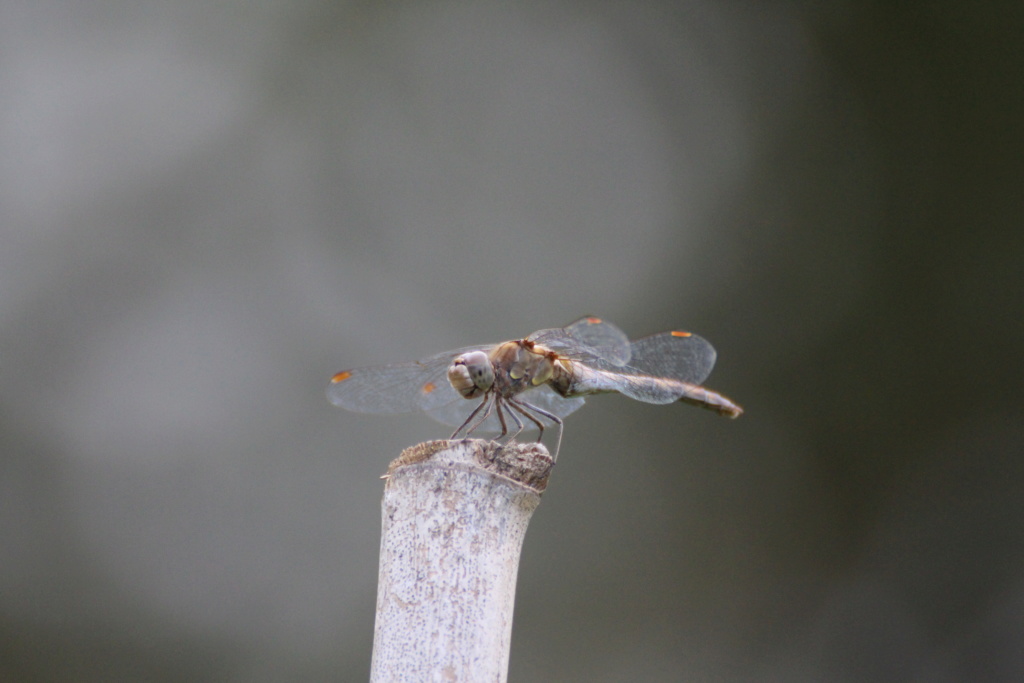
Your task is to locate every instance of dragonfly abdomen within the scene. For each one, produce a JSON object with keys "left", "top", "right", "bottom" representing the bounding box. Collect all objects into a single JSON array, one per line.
[
  {"left": 676, "top": 384, "right": 744, "bottom": 418},
  {"left": 553, "top": 364, "right": 743, "bottom": 417}
]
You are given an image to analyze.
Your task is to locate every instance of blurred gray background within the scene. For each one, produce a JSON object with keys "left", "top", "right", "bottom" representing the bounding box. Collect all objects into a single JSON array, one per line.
[{"left": 2, "top": 1, "right": 1022, "bottom": 681}]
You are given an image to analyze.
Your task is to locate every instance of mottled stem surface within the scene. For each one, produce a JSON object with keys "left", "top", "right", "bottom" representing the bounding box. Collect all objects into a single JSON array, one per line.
[{"left": 370, "top": 439, "right": 552, "bottom": 683}]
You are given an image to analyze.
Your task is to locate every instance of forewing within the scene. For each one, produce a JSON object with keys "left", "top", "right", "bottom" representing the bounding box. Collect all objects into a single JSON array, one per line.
[
  {"left": 327, "top": 346, "right": 483, "bottom": 414},
  {"left": 529, "top": 316, "right": 631, "bottom": 366}
]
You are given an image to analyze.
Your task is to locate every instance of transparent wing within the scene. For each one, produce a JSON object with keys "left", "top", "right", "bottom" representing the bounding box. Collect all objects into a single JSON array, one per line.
[
  {"left": 327, "top": 344, "right": 487, "bottom": 414},
  {"left": 425, "top": 386, "right": 586, "bottom": 434},
  {"left": 528, "top": 316, "right": 632, "bottom": 366},
  {"left": 569, "top": 368, "right": 692, "bottom": 404},
  {"left": 558, "top": 330, "right": 719, "bottom": 405},
  {"left": 624, "top": 331, "right": 717, "bottom": 385}
]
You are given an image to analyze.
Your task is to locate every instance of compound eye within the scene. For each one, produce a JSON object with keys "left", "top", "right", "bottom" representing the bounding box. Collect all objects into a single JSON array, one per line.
[{"left": 447, "top": 351, "right": 494, "bottom": 399}]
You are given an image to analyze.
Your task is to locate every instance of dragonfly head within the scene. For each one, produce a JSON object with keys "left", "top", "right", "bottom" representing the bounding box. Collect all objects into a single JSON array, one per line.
[{"left": 448, "top": 350, "right": 494, "bottom": 399}]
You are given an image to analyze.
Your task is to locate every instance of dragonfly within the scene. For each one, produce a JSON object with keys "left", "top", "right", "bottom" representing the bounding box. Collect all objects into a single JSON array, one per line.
[{"left": 328, "top": 316, "right": 742, "bottom": 457}]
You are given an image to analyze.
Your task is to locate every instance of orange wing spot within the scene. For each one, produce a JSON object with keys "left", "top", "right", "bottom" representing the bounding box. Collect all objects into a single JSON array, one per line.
[
  {"left": 670, "top": 330, "right": 692, "bottom": 337},
  {"left": 585, "top": 316, "right": 603, "bottom": 324},
  {"left": 331, "top": 370, "right": 352, "bottom": 383},
  {"left": 421, "top": 381, "right": 437, "bottom": 395}
]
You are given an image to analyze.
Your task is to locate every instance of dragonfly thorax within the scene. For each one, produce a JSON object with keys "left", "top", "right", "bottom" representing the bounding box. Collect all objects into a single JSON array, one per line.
[{"left": 489, "top": 341, "right": 557, "bottom": 397}]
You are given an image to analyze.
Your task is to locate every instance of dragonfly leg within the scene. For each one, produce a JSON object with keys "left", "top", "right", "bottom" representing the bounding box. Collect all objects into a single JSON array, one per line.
[
  {"left": 451, "top": 393, "right": 494, "bottom": 439},
  {"left": 507, "top": 398, "right": 544, "bottom": 441},
  {"left": 500, "top": 400, "right": 525, "bottom": 443},
  {"left": 473, "top": 394, "right": 500, "bottom": 435},
  {"left": 494, "top": 398, "right": 511, "bottom": 440},
  {"left": 514, "top": 399, "right": 564, "bottom": 461}
]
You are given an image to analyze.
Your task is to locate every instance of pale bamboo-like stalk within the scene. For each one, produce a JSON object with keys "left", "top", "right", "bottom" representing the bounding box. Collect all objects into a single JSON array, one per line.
[{"left": 369, "top": 439, "right": 553, "bottom": 683}]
